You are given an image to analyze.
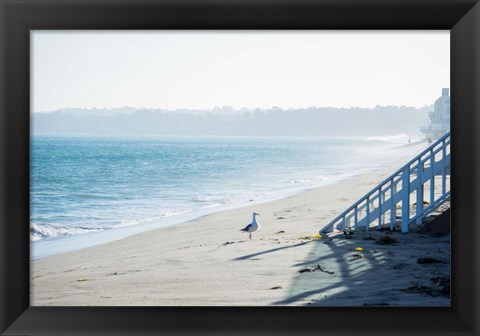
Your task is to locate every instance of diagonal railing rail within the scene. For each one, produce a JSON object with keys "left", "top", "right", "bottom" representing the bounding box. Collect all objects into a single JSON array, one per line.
[{"left": 320, "top": 132, "right": 451, "bottom": 234}]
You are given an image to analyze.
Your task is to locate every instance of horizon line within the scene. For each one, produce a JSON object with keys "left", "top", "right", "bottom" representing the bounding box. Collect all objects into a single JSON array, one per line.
[{"left": 32, "top": 103, "right": 434, "bottom": 114}]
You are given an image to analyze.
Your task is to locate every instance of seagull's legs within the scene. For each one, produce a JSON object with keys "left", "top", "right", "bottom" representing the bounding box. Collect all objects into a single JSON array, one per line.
[{"left": 249, "top": 233, "right": 252, "bottom": 240}]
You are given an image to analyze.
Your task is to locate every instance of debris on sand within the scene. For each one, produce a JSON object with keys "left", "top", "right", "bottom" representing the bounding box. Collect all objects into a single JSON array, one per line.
[
  {"left": 298, "top": 234, "right": 322, "bottom": 240},
  {"left": 417, "top": 257, "right": 445, "bottom": 264},
  {"left": 376, "top": 235, "right": 399, "bottom": 245},
  {"left": 412, "top": 200, "right": 430, "bottom": 206},
  {"left": 222, "top": 241, "right": 235, "bottom": 246},
  {"left": 276, "top": 230, "right": 285, "bottom": 234},
  {"left": 343, "top": 228, "right": 354, "bottom": 239},
  {"left": 314, "top": 265, "right": 335, "bottom": 274},
  {"left": 298, "top": 264, "right": 334, "bottom": 274},
  {"left": 276, "top": 216, "right": 285, "bottom": 220},
  {"left": 270, "top": 286, "right": 282, "bottom": 290}
]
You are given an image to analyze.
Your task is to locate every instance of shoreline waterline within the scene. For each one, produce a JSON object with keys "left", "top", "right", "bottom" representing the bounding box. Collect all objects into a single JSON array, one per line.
[{"left": 31, "top": 165, "right": 372, "bottom": 260}]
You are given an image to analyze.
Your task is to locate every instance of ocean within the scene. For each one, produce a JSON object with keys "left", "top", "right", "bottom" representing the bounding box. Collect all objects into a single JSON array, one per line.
[{"left": 31, "top": 134, "right": 416, "bottom": 258}]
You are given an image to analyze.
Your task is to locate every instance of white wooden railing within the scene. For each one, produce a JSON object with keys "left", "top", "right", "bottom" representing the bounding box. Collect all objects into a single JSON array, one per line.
[{"left": 320, "top": 132, "right": 450, "bottom": 234}]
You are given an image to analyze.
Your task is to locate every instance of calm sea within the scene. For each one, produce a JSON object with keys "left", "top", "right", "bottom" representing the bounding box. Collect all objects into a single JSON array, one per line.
[{"left": 31, "top": 134, "right": 415, "bottom": 258}]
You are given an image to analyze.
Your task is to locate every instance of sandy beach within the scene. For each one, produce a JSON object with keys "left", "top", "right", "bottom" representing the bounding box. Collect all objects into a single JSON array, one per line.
[{"left": 30, "top": 143, "right": 450, "bottom": 306}]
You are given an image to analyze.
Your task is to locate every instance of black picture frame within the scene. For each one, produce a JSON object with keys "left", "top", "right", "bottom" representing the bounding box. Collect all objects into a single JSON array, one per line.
[{"left": 1, "top": 0, "right": 479, "bottom": 335}]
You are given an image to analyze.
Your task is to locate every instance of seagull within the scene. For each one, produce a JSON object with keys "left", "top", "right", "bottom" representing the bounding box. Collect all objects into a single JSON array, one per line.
[{"left": 241, "top": 212, "right": 260, "bottom": 240}]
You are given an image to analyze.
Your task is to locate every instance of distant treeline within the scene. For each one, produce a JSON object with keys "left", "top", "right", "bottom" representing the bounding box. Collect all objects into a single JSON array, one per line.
[{"left": 32, "top": 106, "right": 430, "bottom": 136}]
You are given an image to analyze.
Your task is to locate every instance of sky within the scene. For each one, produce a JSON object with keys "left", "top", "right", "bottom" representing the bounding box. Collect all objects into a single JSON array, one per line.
[{"left": 31, "top": 31, "right": 449, "bottom": 113}]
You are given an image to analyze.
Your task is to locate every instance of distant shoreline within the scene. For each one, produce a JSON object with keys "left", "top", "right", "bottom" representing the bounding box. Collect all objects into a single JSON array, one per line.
[{"left": 31, "top": 105, "right": 429, "bottom": 137}]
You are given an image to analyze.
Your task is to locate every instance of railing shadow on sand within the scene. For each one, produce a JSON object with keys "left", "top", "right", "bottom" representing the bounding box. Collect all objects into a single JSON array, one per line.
[
  {"left": 232, "top": 230, "right": 450, "bottom": 306},
  {"left": 270, "top": 232, "right": 450, "bottom": 306}
]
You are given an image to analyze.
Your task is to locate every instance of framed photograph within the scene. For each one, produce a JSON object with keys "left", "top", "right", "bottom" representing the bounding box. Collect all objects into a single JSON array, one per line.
[{"left": 1, "top": 0, "right": 479, "bottom": 335}]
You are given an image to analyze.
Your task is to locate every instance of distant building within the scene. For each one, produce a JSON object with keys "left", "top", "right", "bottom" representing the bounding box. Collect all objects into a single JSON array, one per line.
[{"left": 420, "top": 88, "right": 450, "bottom": 141}]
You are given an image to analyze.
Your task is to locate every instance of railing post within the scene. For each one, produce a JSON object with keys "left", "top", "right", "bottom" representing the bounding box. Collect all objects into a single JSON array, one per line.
[
  {"left": 378, "top": 189, "right": 383, "bottom": 228},
  {"left": 430, "top": 149, "right": 435, "bottom": 205},
  {"left": 401, "top": 169, "right": 410, "bottom": 233},
  {"left": 442, "top": 140, "right": 447, "bottom": 195},
  {"left": 416, "top": 159, "right": 424, "bottom": 225},
  {"left": 354, "top": 206, "right": 358, "bottom": 229},
  {"left": 366, "top": 197, "right": 370, "bottom": 231},
  {"left": 390, "top": 179, "right": 396, "bottom": 231}
]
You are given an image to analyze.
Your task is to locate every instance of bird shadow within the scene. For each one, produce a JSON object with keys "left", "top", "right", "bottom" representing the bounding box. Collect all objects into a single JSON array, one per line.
[{"left": 232, "top": 240, "right": 315, "bottom": 261}]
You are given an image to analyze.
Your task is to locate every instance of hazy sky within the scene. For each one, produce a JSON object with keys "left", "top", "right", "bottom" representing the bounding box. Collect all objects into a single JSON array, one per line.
[{"left": 32, "top": 31, "right": 449, "bottom": 112}]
